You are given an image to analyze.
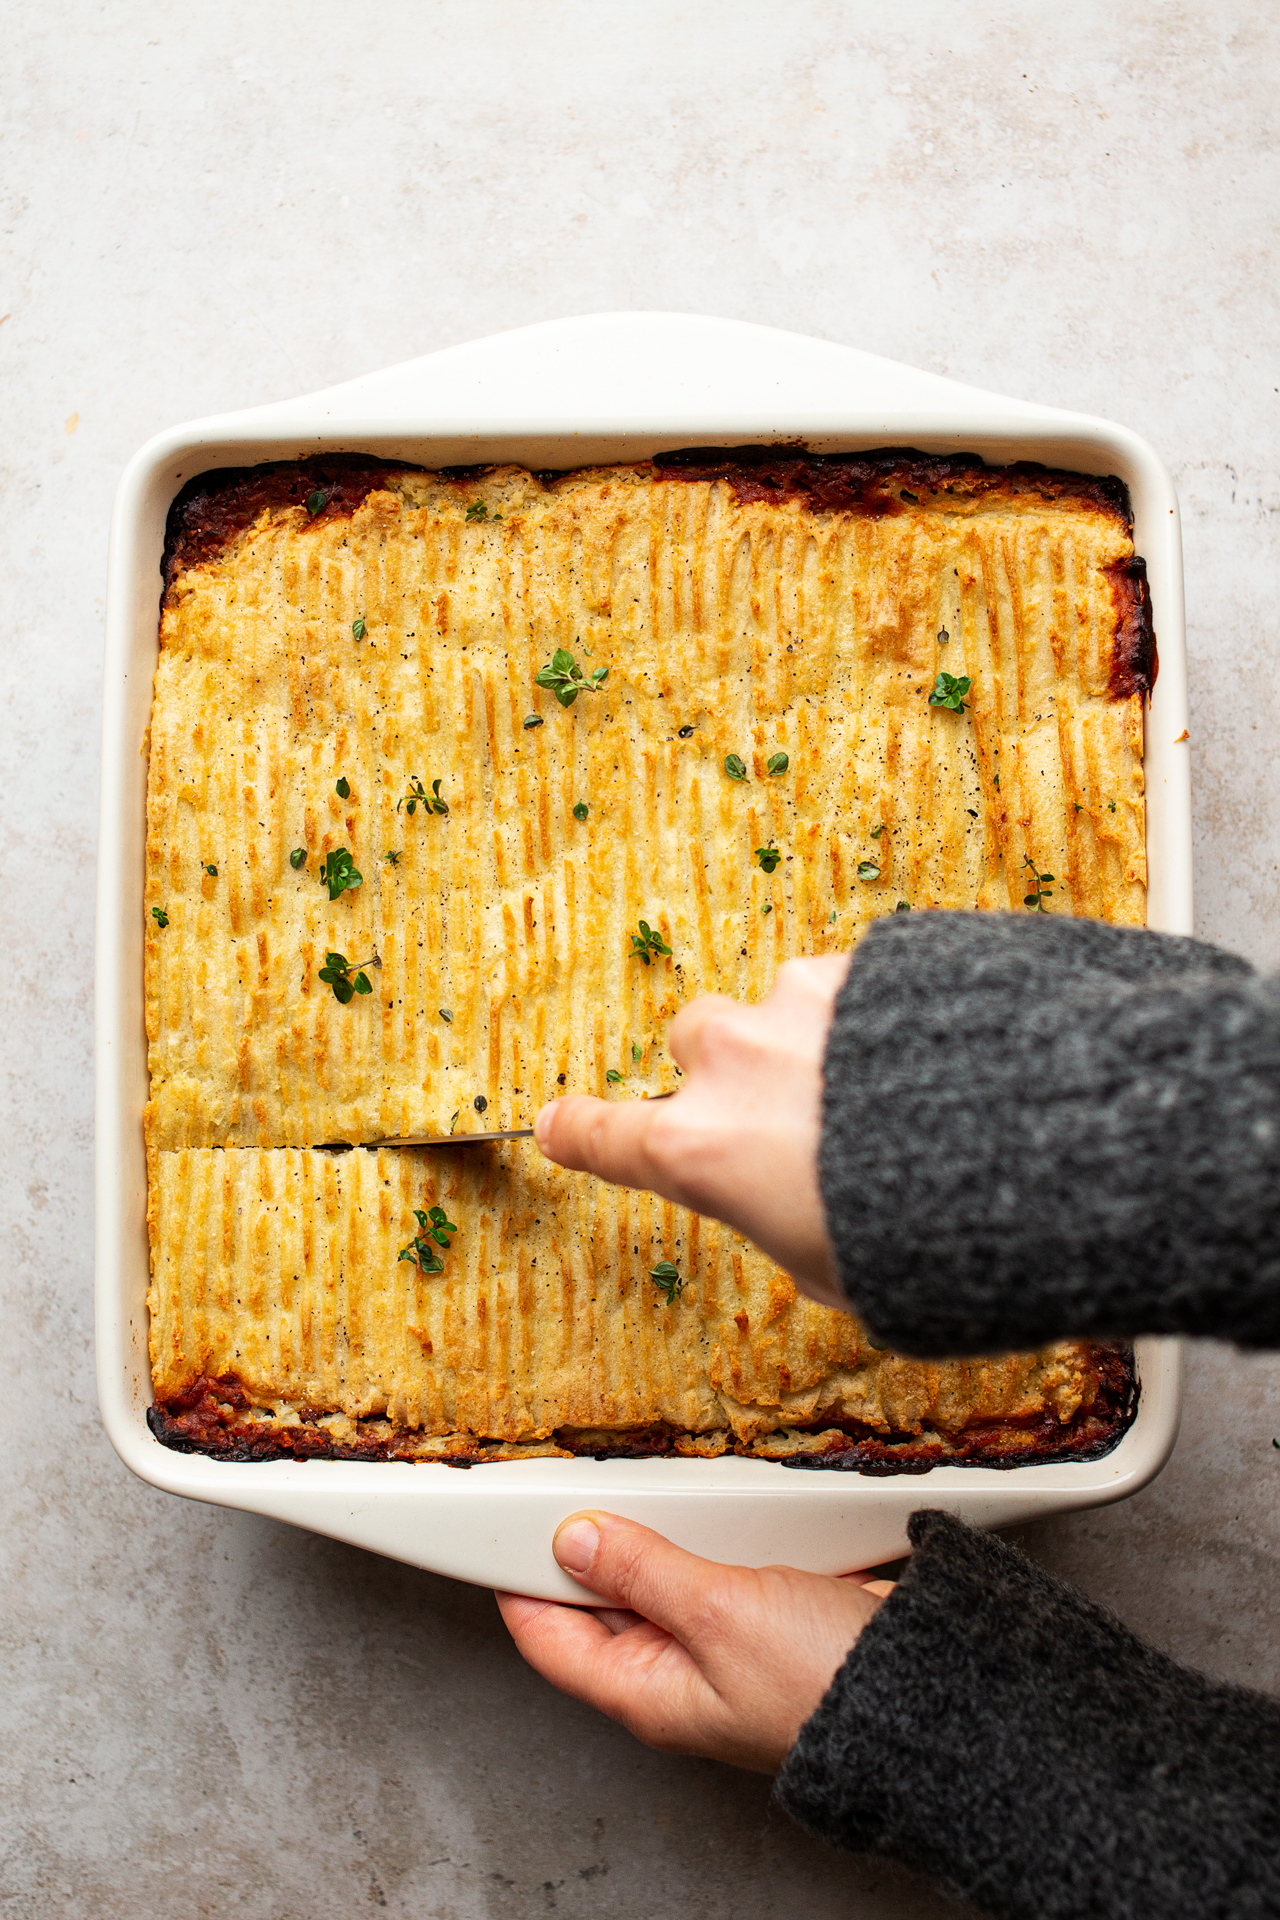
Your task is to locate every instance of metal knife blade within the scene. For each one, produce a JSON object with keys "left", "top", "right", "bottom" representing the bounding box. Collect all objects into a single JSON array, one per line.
[
  {"left": 375, "top": 1127, "right": 535, "bottom": 1147},
  {"left": 357, "top": 1093, "right": 674, "bottom": 1149}
]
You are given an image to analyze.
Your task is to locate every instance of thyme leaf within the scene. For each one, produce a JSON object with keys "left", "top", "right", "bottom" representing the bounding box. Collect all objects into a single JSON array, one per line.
[
  {"left": 1022, "top": 855, "right": 1055, "bottom": 912},
  {"left": 290, "top": 847, "right": 307, "bottom": 870},
  {"left": 399, "top": 1204, "right": 459, "bottom": 1274},
  {"left": 755, "top": 841, "right": 782, "bottom": 873},
  {"left": 929, "top": 671, "right": 972, "bottom": 714},
  {"left": 649, "top": 1260, "right": 684, "bottom": 1306},
  {"left": 399, "top": 776, "right": 448, "bottom": 816},
  {"left": 319, "top": 848, "right": 362, "bottom": 900},
  {"left": 352, "top": 617, "right": 367, "bottom": 641},
  {"left": 318, "top": 948, "right": 378, "bottom": 1003},
  {"left": 534, "top": 647, "right": 609, "bottom": 707},
  {"left": 857, "top": 859, "right": 882, "bottom": 882},
  {"left": 629, "top": 919, "right": 673, "bottom": 965},
  {"left": 335, "top": 776, "right": 350, "bottom": 799},
  {"left": 724, "top": 753, "right": 748, "bottom": 781},
  {"left": 572, "top": 801, "right": 589, "bottom": 821},
  {"left": 151, "top": 906, "right": 168, "bottom": 928},
  {"left": 766, "top": 751, "right": 789, "bottom": 775}
]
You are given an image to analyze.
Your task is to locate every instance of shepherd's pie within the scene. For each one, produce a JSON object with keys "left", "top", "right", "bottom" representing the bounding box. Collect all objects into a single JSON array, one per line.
[{"left": 144, "top": 449, "right": 1152, "bottom": 1466}]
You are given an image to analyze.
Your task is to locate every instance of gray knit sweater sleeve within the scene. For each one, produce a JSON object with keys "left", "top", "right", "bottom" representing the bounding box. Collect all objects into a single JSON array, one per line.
[
  {"left": 775, "top": 1511, "right": 1280, "bottom": 1920},
  {"left": 818, "top": 913, "right": 1280, "bottom": 1353},
  {"left": 785, "top": 916, "right": 1280, "bottom": 1914}
]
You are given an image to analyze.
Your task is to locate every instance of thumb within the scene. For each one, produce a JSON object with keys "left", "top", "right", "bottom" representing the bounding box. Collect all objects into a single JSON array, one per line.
[{"left": 554, "top": 1510, "right": 732, "bottom": 1637}]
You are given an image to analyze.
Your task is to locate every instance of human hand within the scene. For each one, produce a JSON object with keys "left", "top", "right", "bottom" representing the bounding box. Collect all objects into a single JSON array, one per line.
[
  {"left": 534, "top": 954, "right": 851, "bottom": 1308},
  {"left": 497, "top": 1510, "right": 893, "bottom": 1774}
]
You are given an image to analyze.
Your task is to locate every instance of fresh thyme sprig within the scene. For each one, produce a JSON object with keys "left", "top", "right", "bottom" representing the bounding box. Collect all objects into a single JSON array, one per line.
[
  {"left": 929, "top": 671, "right": 972, "bottom": 713},
  {"left": 755, "top": 841, "right": 782, "bottom": 873},
  {"left": 649, "top": 1260, "right": 684, "bottom": 1306},
  {"left": 151, "top": 906, "right": 168, "bottom": 928},
  {"left": 629, "top": 920, "right": 673, "bottom": 965},
  {"left": 535, "top": 647, "right": 608, "bottom": 707},
  {"left": 464, "top": 500, "right": 502, "bottom": 523},
  {"left": 398, "top": 1205, "right": 459, "bottom": 1275},
  {"left": 318, "top": 949, "right": 379, "bottom": 1003},
  {"left": 318, "top": 848, "right": 362, "bottom": 900},
  {"left": 399, "top": 777, "right": 448, "bottom": 816},
  {"left": 1023, "top": 855, "right": 1055, "bottom": 912}
]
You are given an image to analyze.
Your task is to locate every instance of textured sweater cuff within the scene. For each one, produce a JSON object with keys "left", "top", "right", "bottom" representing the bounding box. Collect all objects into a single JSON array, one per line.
[
  {"left": 774, "top": 1511, "right": 1280, "bottom": 1920},
  {"left": 817, "top": 912, "right": 1279, "bottom": 1353}
]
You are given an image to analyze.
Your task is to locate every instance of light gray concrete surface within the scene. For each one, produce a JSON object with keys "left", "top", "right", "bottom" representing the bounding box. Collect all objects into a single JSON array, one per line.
[{"left": 3, "top": 3, "right": 1278, "bottom": 1914}]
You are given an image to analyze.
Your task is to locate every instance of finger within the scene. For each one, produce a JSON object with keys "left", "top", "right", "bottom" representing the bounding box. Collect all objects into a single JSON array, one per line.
[
  {"left": 665, "top": 993, "right": 741, "bottom": 1073},
  {"left": 553, "top": 1510, "right": 735, "bottom": 1640},
  {"left": 497, "top": 1588, "right": 627, "bottom": 1674},
  {"left": 495, "top": 1591, "right": 563, "bottom": 1635},
  {"left": 765, "top": 951, "right": 850, "bottom": 1014},
  {"left": 841, "top": 1572, "right": 898, "bottom": 1598},
  {"left": 498, "top": 1585, "right": 693, "bottom": 1727},
  {"left": 593, "top": 1606, "right": 644, "bottom": 1635},
  {"left": 534, "top": 1093, "right": 670, "bottom": 1190},
  {"left": 495, "top": 1592, "right": 642, "bottom": 1634}
]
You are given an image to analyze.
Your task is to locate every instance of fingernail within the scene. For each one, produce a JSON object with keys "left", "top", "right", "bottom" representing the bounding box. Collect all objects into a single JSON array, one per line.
[
  {"left": 553, "top": 1517, "right": 599, "bottom": 1574},
  {"left": 534, "top": 1099, "right": 560, "bottom": 1150}
]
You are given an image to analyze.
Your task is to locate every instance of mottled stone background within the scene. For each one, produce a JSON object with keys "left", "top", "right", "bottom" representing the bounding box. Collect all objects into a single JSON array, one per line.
[{"left": 2, "top": 4, "right": 1277, "bottom": 1914}]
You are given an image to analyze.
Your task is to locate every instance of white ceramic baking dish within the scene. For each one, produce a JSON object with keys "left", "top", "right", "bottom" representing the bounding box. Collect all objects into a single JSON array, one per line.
[{"left": 96, "top": 313, "right": 1191, "bottom": 1600}]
